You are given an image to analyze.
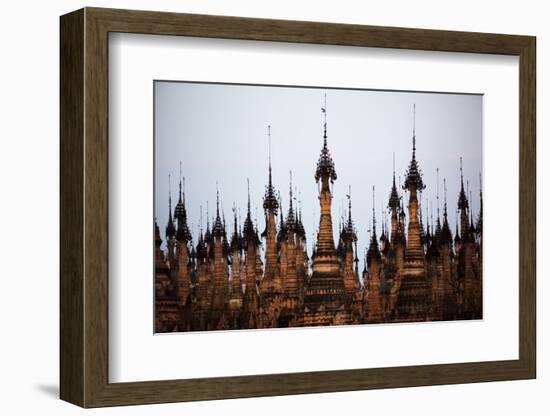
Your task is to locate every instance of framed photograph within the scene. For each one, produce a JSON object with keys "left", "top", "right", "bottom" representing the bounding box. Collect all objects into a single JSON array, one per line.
[{"left": 60, "top": 7, "right": 536, "bottom": 408}]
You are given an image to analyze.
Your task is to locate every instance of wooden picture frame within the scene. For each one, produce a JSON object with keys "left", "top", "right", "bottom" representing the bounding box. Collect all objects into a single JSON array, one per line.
[{"left": 60, "top": 7, "right": 536, "bottom": 408}]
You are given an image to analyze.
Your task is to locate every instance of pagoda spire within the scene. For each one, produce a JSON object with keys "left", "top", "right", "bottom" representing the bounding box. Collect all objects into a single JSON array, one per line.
[
  {"left": 372, "top": 186, "right": 377, "bottom": 237},
  {"left": 263, "top": 125, "right": 279, "bottom": 214},
  {"left": 367, "top": 186, "right": 381, "bottom": 266},
  {"left": 458, "top": 157, "right": 469, "bottom": 210},
  {"left": 435, "top": 168, "right": 442, "bottom": 241},
  {"left": 388, "top": 152, "right": 401, "bottom": 243},
  {"left": 413, "top": 103, "right": 416, "bottom": 157},
  {"left": 402, "top": 104, "right": 425, "bottom": 271},
  {"left": 476, "top": 172, "right": 483, "bottom": 232},
  {"left": 230, "top": 203, "right": 241, "bottom": 251},
  {"left": 174, "top": 162, "right": 191, "bottom": 243},
  {"left": 440, "top": 178, "right": 453, "bottom": 246},
  {"left": 165, "top": 174, "right": 176, "bottom": 239},
  {"left": 345, "top": 185, "right": 357, "bottom": 241},
  {"left": 323, "top": 93, "right": 327, "bottom": 147},
  {"left": 315, "top": 94, "right": 337, "bottom": 186},
  {"left": 305, "top": 94, "right": 345, "bottom": 320},
  {"left": 243, "top": 178, "right": 257, "bottom": 246},
  {"left": 287, "top": 170, "right": 295, "bottom": 228},
  {"left": 469, "top": 185, "right": 476, "bottom": 234},
  {"left": 212, "top": 182, "right": 224, "bottom": 238}
]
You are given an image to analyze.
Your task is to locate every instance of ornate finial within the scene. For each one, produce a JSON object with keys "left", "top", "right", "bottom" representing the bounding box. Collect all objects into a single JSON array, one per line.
[
  {"left": 206, "top": 201, "right": 210, "bottom": 230},
  {"left": 322, "top": 93, "right": 327, "bottom": 145},
  {"left": 412, "top": 104, "right": 416, "bottom": 156},
  {"left": 476, "top": 172, "right": 483, "bottom": 232},
  {"left": 263, "top": 126, "right": 279, "bottom": 214},
  {"left": 443, "top": 177, "right": 448, "bottom": 219},
  {"left": 199, "top": 205, "right": 203, "bottom": 234},
  {"left": 178, "top": 161, "right": 183, "bottom": 202},
  {"left": 388, "top": 153, "right": 400, "bottom": 210},
  {"left": 458, "top": 157, "right": 469, "bottom": 210},
  {"left": 436, "top": 167, "right": 440, "bottom": 219},
  {"left": 168, "top": 174, "right": 172, "bottom": 214},
  {"left": 289, "top": 170, "right": 293, "bottom": 210},
  {"left": 165, "top": 173, "right": 176, "bottom": 239},
  {"left": 372, "top": 185, "right": 376, "bottom": 229},
  {"left": 216, "top": 181, "right": 220, "bottom": 217},
  {"left": 247, "top": 178, "right": 251, "bottom": 215},
  {"left": 232, "top": 203, "right": 238, "bottom": 231},
  {"left": 267, "top": 125, "right": 273, "bottom": 186},
  {"left": 347, "top": 185, "right": 352, "bottom": 218},
  {"left": 268, "top": 125, "right": 272, "bottom": 167},
  {"left": 403, "top": 109, "right": 425, "bottom": 192},
  {"left": 315, "top": 95, "right": 337, "bottom": 185}
]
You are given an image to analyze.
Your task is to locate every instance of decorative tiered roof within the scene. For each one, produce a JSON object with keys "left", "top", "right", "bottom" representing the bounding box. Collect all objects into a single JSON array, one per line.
[
  {"left": 286, "top": 172, "right": 296, "bottom": 232},
  {"left": 457, "top": 157, "right": 469, "bottom": 210},
  {"left": 344, "top": 186, "right": 357, "bottom": 243},
  {"left": 242, "top": 179, "right": 259, "bottom": 247},
  {"left": 263, "top": 125, "right": 279, "bottom": 215},
  {"left": 388, "top": 154, "right": 400, "bottom": 210},
  {"left": 165, "top": 175, "right": 176, "bottom": 240},
  {"left": 212, "top": 184, "right": 225, "bottom": 238},
  {"left": 314, "top": 96, "right": 337, "bottom": 184},
  {"left": 403, "top": 105, "right": 426, "bottom": 192},
  {"left": 440, "top": 178, "right": 453, "bottom": 246},
  {"left": 367, "top": 187, "right": 381, "bottom": 265},
  {"left": 174, "top": 163, "right": 192, "bottom": 242}
]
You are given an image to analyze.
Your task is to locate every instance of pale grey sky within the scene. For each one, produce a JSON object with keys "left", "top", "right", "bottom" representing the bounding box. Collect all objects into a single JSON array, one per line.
[{"left": 154, "top": 81, "right": 482, "bottom": 271}]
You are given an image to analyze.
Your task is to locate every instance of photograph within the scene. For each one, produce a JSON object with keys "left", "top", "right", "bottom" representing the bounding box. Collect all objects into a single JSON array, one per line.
[{"left": 153, "top": 81, "right": 483, "bottom": 333}]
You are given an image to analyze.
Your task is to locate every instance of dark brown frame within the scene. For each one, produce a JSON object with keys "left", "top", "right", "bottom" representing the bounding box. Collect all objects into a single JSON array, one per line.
[{"left": 60, "top": 7, "right": 536, "bottom": 408}]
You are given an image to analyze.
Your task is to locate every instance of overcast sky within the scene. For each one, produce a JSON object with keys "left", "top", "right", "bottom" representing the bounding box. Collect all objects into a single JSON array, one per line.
[{"left": 154, "top": 81, "right": 482, "bottom": 271}]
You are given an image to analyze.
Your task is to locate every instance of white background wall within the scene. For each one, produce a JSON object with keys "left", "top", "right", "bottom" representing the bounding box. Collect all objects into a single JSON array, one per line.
[{"left": 0, "top": 0, "right": 545, "bottom": 414}]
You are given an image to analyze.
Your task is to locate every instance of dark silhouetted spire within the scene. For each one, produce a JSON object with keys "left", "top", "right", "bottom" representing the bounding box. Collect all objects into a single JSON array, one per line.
[
  {"left": 155, "top": 218, "right": 162, "bottom": 248},
  {"left": 286, "top": 171, "right": 296, "bottom": 231},
  {"left": 165, "top": 174, "right": 176, "bottom": 240},
  {"left": 296, "top": 190, "right": 306, "bottom": 238},
  {"left": 469, "top": 186, "right": 476, "bottom": 236},
  {"left": 440, "top": 178, "right": 453, "bottom": 246},
  {"left": 263, "top": 125, "right": 279, "bottom": 215},
  {"left": 315, "top": 94, "right": 337, "bottom": 184},
  {"left": 174, "top": 163, "right": 192, "bottom": 242},
  {"left": 388, "top": 152, "right": 400, "bottom": 210},
  {"left": 230, "top": 203, "right": 242, "bottom": 251},
  {"left": 403, "top": 105, "right": 426, "bottom": 192},
  {"left": 457, "top": 157, "right": 469, "bottom": 211},
  {"left": 367, "top": 186, "right": 381, "bottom": 265},
  {"left": 476, "top": 172, "right": 483, "bottom": 233},
  {"left": 212, "top": 182, "right": 224, "bottom": 238},
  {"left": 243, "top": 179, "right": 258, "bottom": 246},
  {"left": 344, "top": 185, "right": 357, "bottom": 243},
  {"left": 174, "top": 161, "right": 186, "bottom": 223}
]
